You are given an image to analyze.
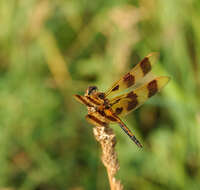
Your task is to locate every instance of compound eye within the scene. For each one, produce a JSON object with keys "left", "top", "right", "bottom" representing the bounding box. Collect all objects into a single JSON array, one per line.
[{"left": 87, "top": 86, "right": 98, "bottom": 95}]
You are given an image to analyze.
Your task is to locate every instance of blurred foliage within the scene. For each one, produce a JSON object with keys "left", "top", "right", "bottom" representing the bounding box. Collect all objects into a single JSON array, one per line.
[{"left": 0, "top": 0, "right": 200, "bottom": 189}]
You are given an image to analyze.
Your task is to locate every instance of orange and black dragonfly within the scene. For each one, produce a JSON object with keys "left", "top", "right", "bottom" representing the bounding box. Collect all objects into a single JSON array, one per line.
[{"left": 74, "top": 53, "right": 170, "bottom": 148}]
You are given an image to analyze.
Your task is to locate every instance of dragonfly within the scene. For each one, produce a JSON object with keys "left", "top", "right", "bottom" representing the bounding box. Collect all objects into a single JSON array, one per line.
[{"left": 74, "top": 53, "right": 170, "bottom": 148}]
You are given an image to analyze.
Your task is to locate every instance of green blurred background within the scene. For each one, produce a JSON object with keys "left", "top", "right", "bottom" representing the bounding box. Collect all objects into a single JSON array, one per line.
[{"left": 0, "top": 0, "right": 200, "bottom": 189}]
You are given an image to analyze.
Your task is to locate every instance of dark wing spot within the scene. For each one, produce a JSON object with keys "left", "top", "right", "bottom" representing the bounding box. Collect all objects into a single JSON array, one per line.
[
  {"left": 111, "top": 85, "right": 119, "bottom": 92},
  {"left": 98, "top": 110, "right": 106, "bottom": 117},
  {"left": 147, "top": 80, "right": 158, "bottom": 97},
  {"left": 75, "top": 95, "right": 93, "bottom": 107},
  {"left": 106, "top": 115, "right": 117, "bottom": 122},
  {"left": 86, "top": 96, "right": 101, "bottom": 105},
  {"left": 115, "top": 107, "right": 123, "bottom": 115},
  {"left": 126, "top": 91, "right": 137, "bottom": 99},
  {"left": 140, "top": 57, "right": 151, "bottom": 75},
  {"left": 87, "top": 114, "right": 107, "bottom": 126},
  {"left": 123, "top": 73, "right": 135, "bottom": 87},
  {"left": 127, "top": 99, "right": 138, "bottom": 111}
]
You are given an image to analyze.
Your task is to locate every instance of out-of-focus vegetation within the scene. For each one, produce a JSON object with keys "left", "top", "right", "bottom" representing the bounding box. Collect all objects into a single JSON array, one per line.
[{"left": 0, "top": 0, "right": 200, "bottom": 189}]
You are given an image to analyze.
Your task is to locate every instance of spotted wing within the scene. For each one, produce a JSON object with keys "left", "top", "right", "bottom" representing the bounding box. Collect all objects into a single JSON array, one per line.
[
  {"left": 105, "top": 52, "right": 159, "bottom": 97},
  {"left": 86, "top": 111, "right": 143, "bottom": 148},
  {"left": 110, "top": 76, "right": 170, "bottom": 117},
  {"left": 74, "top": 94, "right": 102, "bottom": 107},
  {"left": 86, "top": 112, "right": 108, "bottom": 127}
]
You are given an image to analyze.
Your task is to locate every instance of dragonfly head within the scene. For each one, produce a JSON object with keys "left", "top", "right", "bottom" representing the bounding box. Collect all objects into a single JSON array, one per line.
[
  {"left": 86, "top": 86, "right": 105, "bottom": 101},
  {"left": 86, "top": 86, "right": 98, "bottom": 96}
]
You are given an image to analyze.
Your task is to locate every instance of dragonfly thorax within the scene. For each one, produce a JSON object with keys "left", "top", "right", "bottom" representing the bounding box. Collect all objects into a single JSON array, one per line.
[{"left": 84, "top": 86, "right": 110, "bottom": 112}]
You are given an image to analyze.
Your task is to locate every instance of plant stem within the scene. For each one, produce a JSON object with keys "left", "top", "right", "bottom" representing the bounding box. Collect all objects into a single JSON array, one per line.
[{"left": 93, "top": 126, "right": 123, "bottom": 190}]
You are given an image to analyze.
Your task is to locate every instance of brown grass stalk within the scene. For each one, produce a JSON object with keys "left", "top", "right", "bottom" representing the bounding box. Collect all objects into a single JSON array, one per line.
[{"left": 93, "top": 126, "right": 123, "bottom": 190}]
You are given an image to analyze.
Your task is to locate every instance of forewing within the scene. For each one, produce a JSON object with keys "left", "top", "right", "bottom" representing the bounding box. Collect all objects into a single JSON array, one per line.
[
  {"left": 74, "top": 94, "right": 103, "bottom": 107},
  {"left": 110, "top": 76, "right": 170, "bottom": 117},
  {"left": 86, "top": 110, "right": 143, "bottom": 148},
  {"left": 105, "top": 52, "right": 159, "bottom": 97},
  {"left": 86, "top": 112, "right": 108, "bottom": 127}
]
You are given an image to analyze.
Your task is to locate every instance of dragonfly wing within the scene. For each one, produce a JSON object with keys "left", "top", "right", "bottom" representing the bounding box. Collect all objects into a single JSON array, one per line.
[
  {"left": 110, "top": 76, "right": 170, "bottom": 117},
  {"left": 86, "top": 112, "right": 108, "bottom": 127},
  {"left": 105, "top": 52, "right": 159, "bottom": 97},
  {"left": 86, "top": 111, "right": 143, "bottom": 148}
]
